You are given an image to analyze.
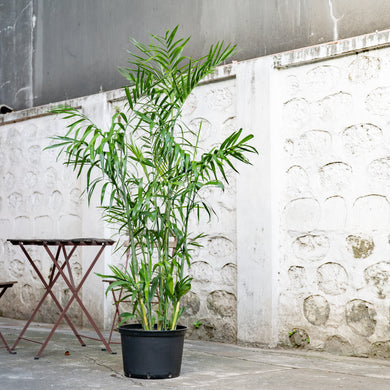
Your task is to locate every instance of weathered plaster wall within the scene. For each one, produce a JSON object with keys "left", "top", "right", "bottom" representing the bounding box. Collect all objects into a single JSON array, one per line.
[
  {"left": 273, "top": 32, "right": 390, "bottom": 357},
  {"left": 0, "top": 99, "right": 109, "bottom": 328},
  {"left": 106, "top": 76, "right": 240, "bottom": 341},
  {"left": 0, "top": 68, "right": 240, "bottom": 338},
  {"left": 4, "top": 29, "right": 390, "bottom": 355},
  {"left": 233, "top": 30, "right": 390, "bottom": 356},
  {"left": 179, "top": 78, "right": 239, "bottom": 342},
  {"left": 0, "top": 111, "right": 84, "bottom": 324}
]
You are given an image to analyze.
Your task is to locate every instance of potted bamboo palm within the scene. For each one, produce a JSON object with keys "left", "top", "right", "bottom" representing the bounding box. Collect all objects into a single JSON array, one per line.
[{"left": 48, "top": 26, "right": 257, "bottom": 379}]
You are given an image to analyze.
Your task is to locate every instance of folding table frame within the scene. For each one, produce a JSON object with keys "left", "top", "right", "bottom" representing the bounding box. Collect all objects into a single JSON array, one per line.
[
  {"left": 0, "top": 281, "right": 17, "bottom": 354},
  {"left": 7, "top": 238, "right": 115, "bottom": 359}
]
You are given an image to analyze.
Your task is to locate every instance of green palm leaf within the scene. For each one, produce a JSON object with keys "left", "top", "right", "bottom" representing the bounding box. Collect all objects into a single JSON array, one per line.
[{"left": 47, "top": 26, "right": 257, "bottom": 331}]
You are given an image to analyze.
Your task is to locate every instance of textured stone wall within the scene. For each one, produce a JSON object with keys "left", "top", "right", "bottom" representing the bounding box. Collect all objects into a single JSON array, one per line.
[
  {"left": 0, "top": 113, "right": 84, "bottom": 324},
  {"left": 278, "top": 47, "right": 390, "bottom": 356},
  {"left": 0, "top": 73, "right": 239, "bottom": 340},
  {"left": 4, "top": 31, "right": 390, "bottom": 353},
  {"left": 0, "top": 97, "right": 112, "bottom": 329},
  {"left": 108, "top": 77, "right": 239, "bottom": 342},
  {"left": 180, "top": 79, "right": 238, "bottom": 342}
]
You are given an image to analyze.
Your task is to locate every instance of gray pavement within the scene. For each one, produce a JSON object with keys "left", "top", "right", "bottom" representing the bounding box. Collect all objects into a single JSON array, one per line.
[{"left": 1, "top": 317, "right": 390, "bottom": 389}]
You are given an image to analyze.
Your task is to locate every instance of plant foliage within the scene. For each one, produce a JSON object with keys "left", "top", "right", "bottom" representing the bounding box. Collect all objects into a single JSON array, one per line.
[{"left": 47, "top": 26, "right": 257, "bottom": 330}]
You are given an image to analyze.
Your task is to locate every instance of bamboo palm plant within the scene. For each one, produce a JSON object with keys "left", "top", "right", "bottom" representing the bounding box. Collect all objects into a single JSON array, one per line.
[{"left": 48, "top": 26, "right": 257, "bottom": 331}]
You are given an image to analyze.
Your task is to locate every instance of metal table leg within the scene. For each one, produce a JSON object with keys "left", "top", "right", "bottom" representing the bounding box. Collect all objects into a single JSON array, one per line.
[
  {"left": 33, "top": 243, "right": 114, "bottom": 359},
  {"left": 10, "top": 244, "right": 86, "bottom": 352}
]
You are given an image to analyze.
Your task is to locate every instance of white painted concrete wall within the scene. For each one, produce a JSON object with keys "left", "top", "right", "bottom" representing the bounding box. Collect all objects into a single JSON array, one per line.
[
  {"left": 0, "top": 66, "right": 240, "bottom": 338},
  {"left": 0, "top": 100, "right": 111, "bottom": 328},
  {"left": 3, "top": 29, "right": 390, "bottom": 356},
  {"left": 273, "top": 33, "right": 390, "bottom": 356},
  {"left": 237, "top": 28, "right": 390, "bottom": 356}
]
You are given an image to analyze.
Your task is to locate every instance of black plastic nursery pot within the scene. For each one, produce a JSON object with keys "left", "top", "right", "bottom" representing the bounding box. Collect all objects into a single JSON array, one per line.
[{"left": 119, "top": 324, "right": 187, "bottom": 379}]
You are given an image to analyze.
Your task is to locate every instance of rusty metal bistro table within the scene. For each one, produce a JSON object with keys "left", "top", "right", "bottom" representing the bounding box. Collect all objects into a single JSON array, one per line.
[{"left": 7, "top": 238, "right": 115, "bottom": 359}]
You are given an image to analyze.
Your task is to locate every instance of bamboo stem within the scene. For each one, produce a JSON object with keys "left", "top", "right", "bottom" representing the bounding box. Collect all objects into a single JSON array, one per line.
[{"left": 170, "top": 301, "right": 181, "bottom": 330}]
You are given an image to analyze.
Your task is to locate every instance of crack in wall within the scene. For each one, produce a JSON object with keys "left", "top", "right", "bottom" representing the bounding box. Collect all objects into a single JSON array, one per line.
[{"left": 328, "top": 0, "right": 343, "bottom": 41}]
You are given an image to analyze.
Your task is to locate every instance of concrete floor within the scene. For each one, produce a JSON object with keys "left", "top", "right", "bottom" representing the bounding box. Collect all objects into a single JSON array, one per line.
[{"left": 1, "top": 317, "right": 390, "bottom": 389}]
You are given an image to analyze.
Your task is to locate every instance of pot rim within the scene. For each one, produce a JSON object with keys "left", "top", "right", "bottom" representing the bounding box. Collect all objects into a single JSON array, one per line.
[{"left": 119, "top": 324, "right": 187, "bottom": 337}]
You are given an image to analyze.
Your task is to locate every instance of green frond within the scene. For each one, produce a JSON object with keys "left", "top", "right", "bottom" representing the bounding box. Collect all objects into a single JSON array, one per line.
[{"left": 48, "top": 26, "right": 257, "bottom": 331}]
